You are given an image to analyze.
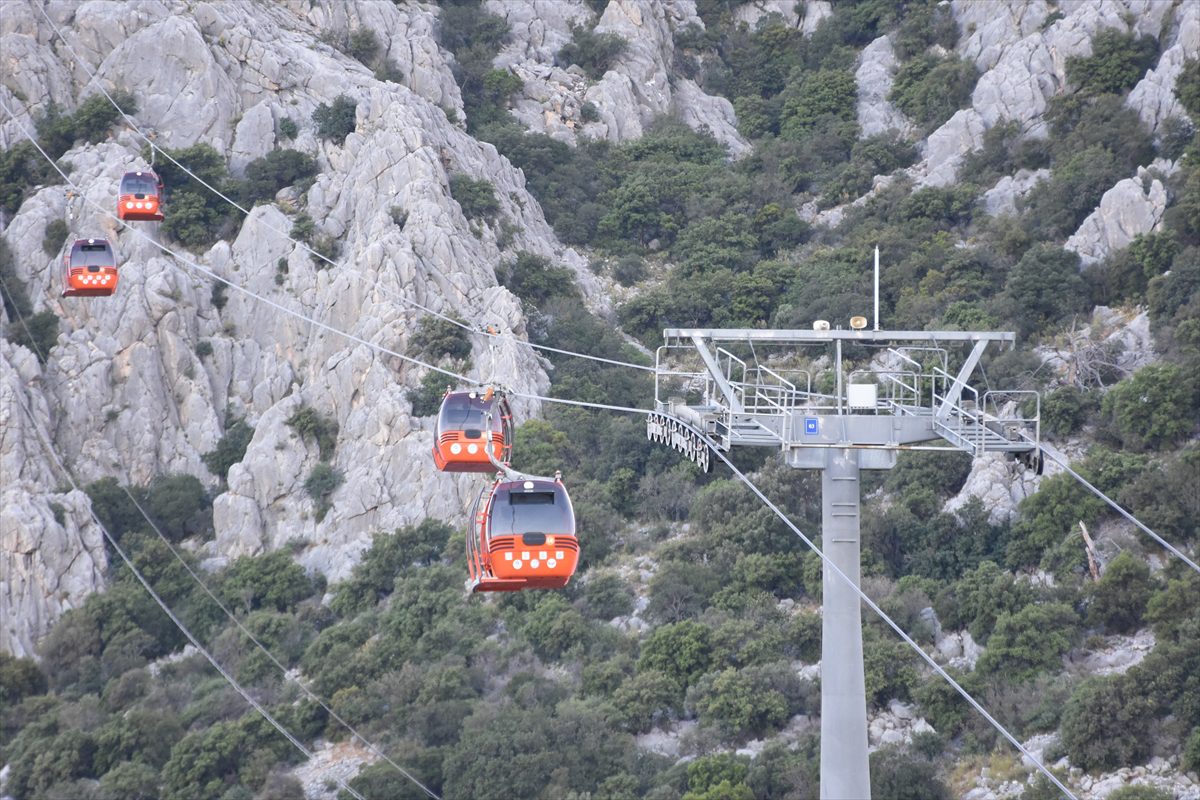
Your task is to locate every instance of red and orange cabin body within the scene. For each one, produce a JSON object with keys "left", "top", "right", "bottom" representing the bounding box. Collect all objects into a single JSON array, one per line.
[
  {"left": 468, "top": 478, "right": 579, "bottom": 592},
  {"left": 117, "top": 170, "right": 164, "bottom": 221},
  {"left": 62, "top": 239, "right": 118, "bottom": 298},
  {"left": 432, "top": 389, "right": 513, "bottom": 473}
]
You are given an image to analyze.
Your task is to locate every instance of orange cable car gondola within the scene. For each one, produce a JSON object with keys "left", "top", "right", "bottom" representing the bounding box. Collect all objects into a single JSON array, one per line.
[
  {"left": 467, "top": 472, "right": 579, "bottom": 592},
  {"left": 432, "top": 386, "right": 513, "bottom": 473},
  {"left": 116, "top": 170, "right": 164, "bottom": 221},
  {"left": 62, "top": 238, "right": 118, "bottom": 298}
]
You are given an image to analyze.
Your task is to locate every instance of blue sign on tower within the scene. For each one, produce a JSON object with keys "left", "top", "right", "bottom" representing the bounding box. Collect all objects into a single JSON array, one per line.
[{"left": 804, "top": 417, "right": 819, "bottom": 436}]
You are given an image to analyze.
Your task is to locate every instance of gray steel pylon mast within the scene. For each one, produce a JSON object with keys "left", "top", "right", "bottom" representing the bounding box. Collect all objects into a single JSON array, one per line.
[{"left": 648, "top": 325, "right": 1041, "bottom": 799}]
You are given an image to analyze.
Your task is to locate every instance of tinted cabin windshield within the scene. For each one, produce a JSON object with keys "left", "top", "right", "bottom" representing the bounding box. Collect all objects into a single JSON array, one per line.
[
  {"left": 72, "top": 243, "right": 113, "bottom": 267},
  {"left": 490, "top": 486, "right": 575, "bottom": 536},
  {"left": 121, "top": 174, "right": 158, "bottom": 195},
  {"left": 438, "top": 394, "right": 499, "bottom": 432}
]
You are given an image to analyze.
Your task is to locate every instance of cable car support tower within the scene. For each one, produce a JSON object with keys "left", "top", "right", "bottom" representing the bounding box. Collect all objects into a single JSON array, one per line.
[{"left": 649, "top": 299, "right": 1041, "bottom": 799}]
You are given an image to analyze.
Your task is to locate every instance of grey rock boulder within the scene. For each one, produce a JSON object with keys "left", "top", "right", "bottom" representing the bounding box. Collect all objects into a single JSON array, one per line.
[
  {"left": 1126, "top": 1, "right": 1200, "bottom": 135},
  {"left": 856, "top": 35, "right": 918, "bottom": 140},
  {"left": 982, "top": 168, "right": 1050, "bottom": 216},
  {"left": 1063, "top": 163, "right": 1172, "bottom": 266},
  {"left": 0, "top": 342, "right": 107, "bottom": 658}
]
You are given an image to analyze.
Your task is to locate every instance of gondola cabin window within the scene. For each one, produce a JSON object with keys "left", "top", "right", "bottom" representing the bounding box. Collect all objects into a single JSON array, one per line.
[
  {"left": 62, "top": 238, "right": 119, "bottom": 297},
  {"left": 432, "top": 388, "right": 512, "bottom": 473},
  {"left": 117, "top": 170, "right": 164, "bottom": 221}
]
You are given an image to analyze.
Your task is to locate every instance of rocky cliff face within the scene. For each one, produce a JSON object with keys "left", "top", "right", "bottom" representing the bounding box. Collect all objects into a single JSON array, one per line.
[
  {"left": 492, "top": 0, "right": 751, "bottom": 156},
  {"left": 2, "top": 0, "right": 553, "bottom": 652},
  {"left": 0, "top": 0, "right": 1196, "bottom": 663}
]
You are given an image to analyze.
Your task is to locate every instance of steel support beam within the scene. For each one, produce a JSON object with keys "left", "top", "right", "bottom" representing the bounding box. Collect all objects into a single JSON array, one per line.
[
  {"left": 690, "top": 335, "right": 744, "bottom": 413},
  {"left": 820, "top": 448, "right": 870, "bottom": 800},
  {"left": 665, "top": 328, "right": 1014, "bottom": 344},
  {"left": 935, "top": 339, "right": 988, "bottom": 420}
]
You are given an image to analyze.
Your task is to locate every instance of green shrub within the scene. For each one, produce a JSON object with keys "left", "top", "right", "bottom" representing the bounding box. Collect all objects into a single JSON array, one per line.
[
  {"left": 863, "top": 634, "right": 919, "bottom": 707},
  {"left": 0, "top": 141, "right": 59, "bottom": 214},
  {"left": 195, "top": 339, "right": 214, "bottom": 358},
  {"left": 278, "top": 117, "right": 298, "bottom": 140},
  {"left": 496, "top": 251, "right": 577, "bottom": 307},
  {"left": 304, "top": 463, "right": 342, "bottom": 522},
  {"left": 975, "top": 602, "right": 1079, "bottom": 680},
  {"left": 162, "top": 189, "right": 223, "bottom": 248},
  {"left": 1039, "top": 385, "right": 1099, "bottom": 437},
  {"left": 1106, "top": 786, "right": 1175, "bottom": 800},
  {"left": 1066, "top": 29, "right": 1158, "bottom": 97},
  {"left": 612, "top": 253, "right": 647, "bottom": 286},
  {"left": 290, "top": 212, "right": 315, "bottom": 242},
  {"left": 9, "top": 310, "right": 59, "bottom": 363},
  {"left": 1088, "top": 231, "right": 1180, "bottom": 305},
  {"left": 331, "top": 520, "right": 452, "bottom": 615},
  {"left": 99, "top": 759, "right": 160, "bottom": 800},
  {"left": 889, "top": 54, "right": 978, "bottom": 132},
  {"left": 960, "top": 120, "right": 1050, "bottom": 186},
  {"left": 409, "top": 315, "right": 472, "bottom": 362},
  {"left": 933, "top": 561, "right": 1034, "bottom": 641},
  {"left": 558, "top": 24, "right": 627, "bottom": 80},
  {"left": 1184, "top": 726, "right": 1200, "bottom": 773},
  {"left": 690, "top": 665, "right": 792, "bottom": 735},
  {"left": 0, "top": 653, "right": 47, "bottom": 704},
  {"left": 239, "top": 149, "right": 317, "bottom": 204},
  {"left": 42, "top": 218, "right": 69, "bottom": 256},
  {"left": 869, "top": 747, "right": 950, "bottom": 800},
  {"left": 345, "top": 27, "right": 380, "bottom": 64},
  {"left": 1060, "top": 675, "right": 1155, "bottom": 771},
  {"left": 478, "top": 68, "right": 524, "bottom": 122},
  {"left": 84, "top": 476, "right": 147, "bottom": 541},
  {"left": 1178, "top": 57, "right": 1200, "bottom": 119},
  {"left": 683, "top": 753, "right": 752, "bottom": 800},
  {"left": 612, "top": 669, "right": 679, "bottom": 732},
  {"left": 1020, "top": 144, "right": 1125, "bottom": 240},
  {"left": 312, "top": 95, "right": 358, "bottom": 145},
  {"left": 144, "top": 474, "right": 211, "bottom": 542},
  {"left": 892, "top": 1, "right": 959, "bottom": 60},
  {"left": 1119, "top": 448, "right": 1200, "bottom": 543},
  {"left": 409, "top": 370, "right": 448, "bottom": 417},
  {"left": 286, "top": 405, "right": 338, "bottom": 461},
  {"left": 520, "top": 594, "right": 590, "bottom": 660},
  {"left": 779, "top": 69, "right": 857, "bottom": 138},
  {"left": 73, "top": 91, "right": 138, "bottom": 142},
  {"left": 202, "top": 418, "right": 254, "bottom": 481},
  {"left": 220, "top": 551, "right": 317, "bottom": 613},
  {"left": 1001, "top": 244, "right": 1087, "bottom": 338},
  {"left": 448, "top": 173, "right": 500, "bottom": 221},
  {"left": 437, "top": 3, "right": 511, "bottom": 130},
  {"left": 36, "top": 91, "right": 139, "bottom": 158},
  {"left": 1099, "top": 364, "right": 1200, "bottom": 450},
  {"left": 638, "top": 620, "right": 714, "bottom": 694},
  {"left": 1088, "top": 551, "right": 1154, "bottom": 633},
  {"left": 1006, "top": 451, "right": 1124, "bottom": 569}
]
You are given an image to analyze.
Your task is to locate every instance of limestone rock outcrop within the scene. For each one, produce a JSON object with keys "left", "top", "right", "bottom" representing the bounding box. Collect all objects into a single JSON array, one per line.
[
  {"left": 491, "top": 0, "right": 751, "bottom": 157},
  {"left": 1126, "top": 0, "right": 1199, "bottom": 135},
  {"left": 982, "top": 168, "right": 1050, "bottom": 217},
  {"left": 1, "top": 342, "right": 107, "bottom": 658},
  {"left": 1063, "top": 164, "right": 1172, "bottom": 266},
  {"left": 0, "top": 0, "right": 571, "bottom": 650},
  {"left": 944, "top": 452, "right": 1038, "bottom": 524},
  {"left": 856, "top": 36, "right": 918, "bottom": 139},
  {"left": 916, "top": 0, "right": 1178, "bottom": 187}
]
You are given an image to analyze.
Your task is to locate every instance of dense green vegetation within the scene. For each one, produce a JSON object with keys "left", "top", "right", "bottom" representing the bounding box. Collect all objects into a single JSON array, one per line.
[
  {"left": 0, "top": 91, "right": 137, "bottom": 214},
  {"left": 5, "top": 3, "right": 1199, "bottom": 798},
  {"left": 0, "top": 239, "right": 59, "bottom": 362},
  {"left": 311, "top": 95, "right": 358, "bottom": 145}
]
